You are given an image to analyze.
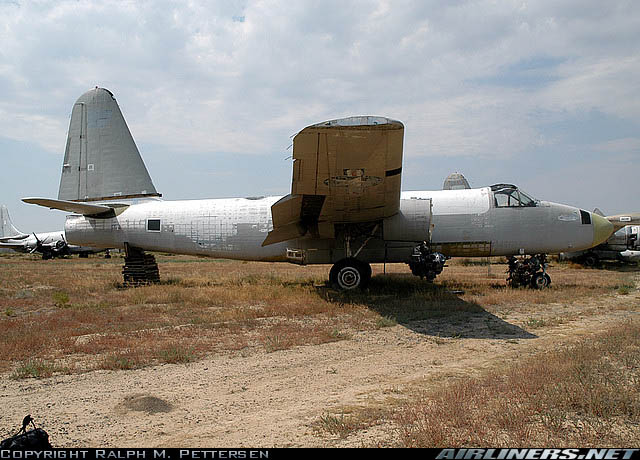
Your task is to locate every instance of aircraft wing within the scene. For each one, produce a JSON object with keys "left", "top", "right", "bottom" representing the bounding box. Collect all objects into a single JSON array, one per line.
[
  {"left": 22, "top": 198, "right": 128, "bottom": 217},
  {"left": 0, "top": 242, "right": 28, "bottom": 249},
  {"left": 263, "top": 116, "right": 404, "bottom": 246},
  {"left": 0, "top": 234, "right": 29, "bottom": 242},
  {"left": 606, "top": 212, "right": 640, "bottom": 230}
]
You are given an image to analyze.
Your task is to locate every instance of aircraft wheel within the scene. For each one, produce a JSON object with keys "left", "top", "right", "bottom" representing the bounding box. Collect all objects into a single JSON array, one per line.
[
  {"left": 583, "top": 254, "right": 599, "bottom": 267},
  {"left": 531, "top": 272, "right": 551, "bottom": 289},
  {"left": 330, "top": 258, "right": 370, "bottom": 290}
]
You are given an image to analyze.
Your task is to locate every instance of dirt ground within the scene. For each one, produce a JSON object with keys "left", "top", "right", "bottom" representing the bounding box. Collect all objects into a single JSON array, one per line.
[{"left": 1, "top": 261, "right": 638, "bottom": 447}]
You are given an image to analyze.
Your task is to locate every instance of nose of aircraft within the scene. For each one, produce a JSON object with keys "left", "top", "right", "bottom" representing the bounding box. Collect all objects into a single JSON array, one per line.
[{"left": 592, "top": 213, "right": 614, "bottom": 246}]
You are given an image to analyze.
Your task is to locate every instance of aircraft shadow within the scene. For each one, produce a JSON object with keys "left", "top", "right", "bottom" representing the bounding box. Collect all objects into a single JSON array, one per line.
[
  {"left": 591, "top": 261, "right": 640, "bottom": 272},
  {"left": 316, "top": 274, "right": 537, "bottom": 340}
]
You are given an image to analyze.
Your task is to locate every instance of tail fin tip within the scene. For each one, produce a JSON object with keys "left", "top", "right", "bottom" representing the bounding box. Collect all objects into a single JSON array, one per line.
[{"left": 0, "top": 205, "right": 23, "bottom": 238}]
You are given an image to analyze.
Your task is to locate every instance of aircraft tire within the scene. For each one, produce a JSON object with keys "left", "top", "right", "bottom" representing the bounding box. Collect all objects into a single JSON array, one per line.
[
  {"left": 330, "top": 258, "right": 370, "bottom": 290},
  {"left": 531, "top": 272, "right": 551, "bottom": 289},
  {"left": 583, "top": 254, "right": 599, "bottom": 267}
]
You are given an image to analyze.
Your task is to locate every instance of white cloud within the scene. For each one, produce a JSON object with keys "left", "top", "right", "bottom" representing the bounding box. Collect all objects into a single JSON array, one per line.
[
  {"left": 1, "top": 0, "right": 639, "bottom": 231},
  {"left": 0, "top": 1, "right": 638, "bottom": 159}
]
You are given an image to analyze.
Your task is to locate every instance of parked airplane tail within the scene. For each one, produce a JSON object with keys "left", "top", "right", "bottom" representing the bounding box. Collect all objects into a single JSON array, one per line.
[
  {"left": 58, "top": 87, "right": 161, "bottom": 203},
  {"left": 0, "top": 205, "right": 23, "bottom": 239},
  {"left": 443, "top": 172, "right": 471, "bottom": 190}
]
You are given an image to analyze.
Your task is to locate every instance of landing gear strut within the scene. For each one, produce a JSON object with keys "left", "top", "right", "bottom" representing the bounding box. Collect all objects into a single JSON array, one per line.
[
  {"left": 329, "top": 223, "right": 378, "bottom": 290},
  {"left": 408, "top": 242, "right": 447, "bottom": 282},
  {"left": 507, "top": 254, "right": 551, "bottom": 289},
  {"left": 329, "top": 258, "right": 371, "bottom": 290}
]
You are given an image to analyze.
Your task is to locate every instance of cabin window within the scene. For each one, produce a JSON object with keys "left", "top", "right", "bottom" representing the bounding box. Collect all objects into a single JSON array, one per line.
[
  {"left": 580, "top": 210, "right": 591, "bottom": 225},
  {"left": 147, "top": 219, "right": 161, "bottom": 232}
]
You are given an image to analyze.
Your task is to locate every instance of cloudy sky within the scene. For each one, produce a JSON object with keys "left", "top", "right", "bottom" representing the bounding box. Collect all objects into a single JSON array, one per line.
[{"left": 1, "top": 0, "right": 639, "bottom": 232}]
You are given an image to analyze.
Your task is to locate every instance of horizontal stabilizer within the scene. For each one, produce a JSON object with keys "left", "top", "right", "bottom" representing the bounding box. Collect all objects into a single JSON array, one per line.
[
  {"left": 606, "top": 212, "right": 640, "bottom": 230},
  {"left": 22, "top": 197, "right": 128, "bottom": 217}
]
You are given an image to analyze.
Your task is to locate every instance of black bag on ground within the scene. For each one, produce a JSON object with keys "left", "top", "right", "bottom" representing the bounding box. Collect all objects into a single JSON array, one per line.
[
  {"left": 1, "top": 415, "right": 52, "bottom": 449},
  {"left": 1, "top": 428, "right": 52, "bottom": 449}
]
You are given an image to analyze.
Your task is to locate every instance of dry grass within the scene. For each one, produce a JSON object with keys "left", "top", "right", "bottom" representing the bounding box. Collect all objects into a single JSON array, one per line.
[
  {"left": 0, "top": 253, "right": 634, "bottom": 377},
  {"left": 394, "top": 320, "right": 640, "bottom": 446}
]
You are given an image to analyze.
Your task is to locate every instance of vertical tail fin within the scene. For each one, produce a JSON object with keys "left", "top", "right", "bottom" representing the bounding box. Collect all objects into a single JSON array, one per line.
[
  {"left": 0, "top": 205, "right": 23, "bottom": 238},
  {"left": 58, "top": 87, "right": 161, "bottom": 202},
  {"left": 443, "top": 172, "right": 471, "bottom": 190}
]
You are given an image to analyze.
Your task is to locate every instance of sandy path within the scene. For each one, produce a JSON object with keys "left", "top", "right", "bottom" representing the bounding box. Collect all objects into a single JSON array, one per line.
[{"left": 1, "top": 284, "right": 638, "bottom": 447}]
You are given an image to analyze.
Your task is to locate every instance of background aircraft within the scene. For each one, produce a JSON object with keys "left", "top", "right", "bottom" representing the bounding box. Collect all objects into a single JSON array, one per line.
[
  {"left": 442, "top": 172, "right": 471, "bottom": 190},
  {"left": 560, "top": 209, "right": 640, "bottom": 266},
  {"left": 24, "top": 87, "right": 627, "bottom": 289},
  {"left": 0, "top": 205, "right": 107, "bottom": 259}
]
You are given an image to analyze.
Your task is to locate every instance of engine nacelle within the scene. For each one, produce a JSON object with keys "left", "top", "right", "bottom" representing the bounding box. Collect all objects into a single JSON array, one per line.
[{"left": 382, "top": 198, "right": 432, "bottom": 242}]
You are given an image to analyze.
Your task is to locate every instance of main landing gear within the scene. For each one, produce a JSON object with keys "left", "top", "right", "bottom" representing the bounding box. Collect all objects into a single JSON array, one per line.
[
  {"left": 507, "top": 254, "right": 551, "bottom": 289},
  {"left": 328, "top": 223, "right": 378, "bottom": 290},
  {"left": 328, "top": 242, "right": 448, "bottom": 291},
  {"left": 329, "top": 258, "right": 372, "bottom": 290}
]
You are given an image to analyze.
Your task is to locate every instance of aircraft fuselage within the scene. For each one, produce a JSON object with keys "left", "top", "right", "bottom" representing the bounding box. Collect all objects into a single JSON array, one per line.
[{"left": 65, "top": 187, "right": 605, "bottom": 265}]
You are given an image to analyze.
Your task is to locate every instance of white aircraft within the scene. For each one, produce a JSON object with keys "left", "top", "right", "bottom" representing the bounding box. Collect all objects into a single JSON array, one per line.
[
  {"left": 0, "top": 205, "right": 106, "bottom": 259},
  {"left": 23, "top": 87, "right": 633, "bottom": 288}
]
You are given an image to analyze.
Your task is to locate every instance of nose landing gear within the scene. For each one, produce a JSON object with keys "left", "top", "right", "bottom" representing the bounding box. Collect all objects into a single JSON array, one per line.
[{"left": 507, "top": 254, "right": 551, "bottom": 289}]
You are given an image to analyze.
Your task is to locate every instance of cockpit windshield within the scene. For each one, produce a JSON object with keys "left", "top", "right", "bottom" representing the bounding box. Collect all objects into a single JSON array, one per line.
[{"left": 491, "top": 184, "right": 537, "bottom": 208}]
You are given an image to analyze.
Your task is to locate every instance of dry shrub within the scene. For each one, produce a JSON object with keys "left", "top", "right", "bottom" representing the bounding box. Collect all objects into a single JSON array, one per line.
[
  {"left": 395, "top": 320, "right": 640, "bottom": 446},
  {"left": 260, "top": 321, "right": 348, "bottom": 353},
  {"left": 0, "top": 255, "right": 634, "bottom": 376}
]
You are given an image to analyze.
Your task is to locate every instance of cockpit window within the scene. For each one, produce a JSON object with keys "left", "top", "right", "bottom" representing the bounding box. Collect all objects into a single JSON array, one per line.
[
  {"left": 519, "top": 190, "right": 536, "bottom": 207},
  {"left": 491, "top": 184, "right": 537, "bottom": 208}
]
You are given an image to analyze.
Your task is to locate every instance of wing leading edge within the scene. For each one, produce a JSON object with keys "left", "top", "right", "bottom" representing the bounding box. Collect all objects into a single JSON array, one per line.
[{"left": 263, "top": 116, "right": 404, "bottom": 246}]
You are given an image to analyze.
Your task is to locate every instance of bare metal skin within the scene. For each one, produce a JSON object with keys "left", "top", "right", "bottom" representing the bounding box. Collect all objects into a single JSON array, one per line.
[{"left": 63, "top": 188, "right": 611, "bottom": 264}]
